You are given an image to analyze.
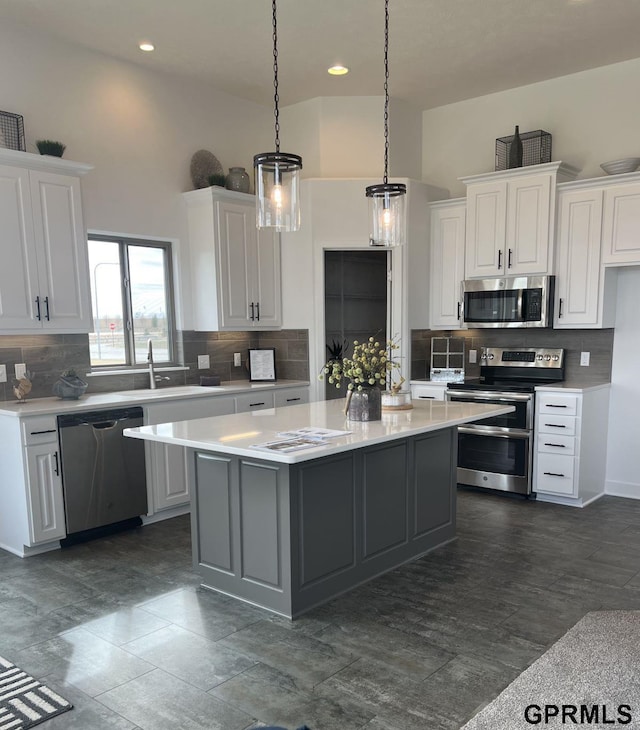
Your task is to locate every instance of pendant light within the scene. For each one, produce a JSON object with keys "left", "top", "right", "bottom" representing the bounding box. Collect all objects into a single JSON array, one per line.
[
  {"left": 366, "top": 0, "right": 406, "bottom": 247},
  {"left": 254, "top": 0, "right": 303, "bottom": 232}
]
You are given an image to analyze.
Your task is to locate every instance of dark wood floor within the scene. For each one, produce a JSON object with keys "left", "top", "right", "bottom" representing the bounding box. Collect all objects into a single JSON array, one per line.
[{"left": 1, "top": 489, "right": 640, "bottom": 729}]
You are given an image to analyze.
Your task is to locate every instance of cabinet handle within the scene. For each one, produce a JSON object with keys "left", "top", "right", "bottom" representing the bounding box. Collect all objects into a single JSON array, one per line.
[
  {"left": 457, "top": 302, "right": 461, "bottom": 319},
  {"left": 543, "top": 471, "right": 566, "bottom": 477},
  {"left": 256, "top": 302, "right": 260, "bottom": 321},
  {"left": 544, "top": 423, "right": 566, "bottom": 428},
  {"left": 53, "top": 451, "right": 60, "bottom": 476},
  {"left": 558, "top": 298, "right": 564, "bottom": 318},
  {"left": 249, "top": 401, "right": 265, "bottom": 407},
  {"left": 419, "top": 395, "right": 436, "bottom": 399},
  {"left": 44, "top": 296, "right": 50, "bottom": 321},
  {"left": 498, "top": 250, "right": 502, "bottom": 269},
  {"left": 286, "top": 397, "right": 300, "bottom": 402},
  {"left": 544, "top": 442, "right": 566, "bottom": 448},
  {"left": 35, "top": 296, "right": 41, "bottom": 321},
  {"left": 250, "top": 302, "right": 255, "bottom": 321},
  {"left": 30, "top": 429, "right": 57, "bottom": 435},
  {"left": 547, "top": 404, "right": 568, "bottom": 408},
  {"left": 507, "top": 248, "right": 513, "bottom": 268}
]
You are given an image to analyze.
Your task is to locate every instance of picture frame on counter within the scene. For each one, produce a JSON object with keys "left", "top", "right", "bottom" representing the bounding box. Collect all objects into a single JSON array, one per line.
[{"left": 248, "top": 348, "right": 277, "bottom": 382}]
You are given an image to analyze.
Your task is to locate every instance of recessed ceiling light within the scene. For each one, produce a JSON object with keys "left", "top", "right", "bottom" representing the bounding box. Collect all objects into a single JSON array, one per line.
[
  {"left": 328, "top": 65, "right": 349, "bottom": 76},
  {"left": 139, "top": 42, "right": 155, "bottom": 52}
]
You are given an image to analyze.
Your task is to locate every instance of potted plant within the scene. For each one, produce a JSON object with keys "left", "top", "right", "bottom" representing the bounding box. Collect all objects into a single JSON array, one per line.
[
  {"left": 35, "top": 139, "right": 66, "bottom": 157},
  {"left": 320, "top": 336, "right": 401, "bottom": 421},
  {"left": 208, "top": 173, "right": 227, "bottom": 187}
]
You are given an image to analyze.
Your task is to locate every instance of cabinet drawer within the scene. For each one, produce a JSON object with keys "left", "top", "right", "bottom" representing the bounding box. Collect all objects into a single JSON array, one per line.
[
  {"left": 22, "top": 416, "right": 59, "bottom": 446},
  {"left": 536, "top": 453, "right": 575, "bottom": 496},
  {"left": 537, "top": 413, "right": 576, "bottom": 436},
  {"left": 145, "top": 396, "right": 235, "bottom": 425},
  {"left": 411, "top": 384, "right": 447, "bottom": 401},
  {"left": 537, "top": 434, "right": 576, "bottom": 456},
  {"left": 274, "top": 388, "right": 309, "bottom": 408},
  {"left": 537, "top": 393, "right": 579, "bottom": 416},
  {"left": 235, "top": 391, "right": 275, "bottom": 412}
]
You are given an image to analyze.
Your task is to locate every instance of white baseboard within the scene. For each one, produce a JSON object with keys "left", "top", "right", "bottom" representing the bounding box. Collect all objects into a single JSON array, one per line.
[
  {"left": 605, "top": 480, "right": 640, "bottom": 500},
  {"left": 142, "top": 505, "right": 191, "bottom": 524}
]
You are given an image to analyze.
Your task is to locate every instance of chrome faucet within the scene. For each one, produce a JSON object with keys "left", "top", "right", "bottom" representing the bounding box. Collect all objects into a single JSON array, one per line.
[{"left": 147, "top": 338, "right": 156, "bottom": 389}]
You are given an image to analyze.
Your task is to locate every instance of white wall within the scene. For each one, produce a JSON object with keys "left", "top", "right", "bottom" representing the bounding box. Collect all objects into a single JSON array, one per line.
[
  {"left": 606, "top": 266, "right": 640, "bottom": 500},
  {"left": 0, "top": 22, "right": 273, "bottom": 328},
  {"left": 282, "top": 96, "right": 421, "bottom": 180},
  {"left": 422, "top": 57, "right": 640, "bottom": 197}
]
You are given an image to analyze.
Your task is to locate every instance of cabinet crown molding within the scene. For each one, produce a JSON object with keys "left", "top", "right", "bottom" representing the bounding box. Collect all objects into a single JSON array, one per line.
[
  {"left": 558, "top": 169, "right": 640, "bottom": 191},
  {"left": 182, "top": 186, "right": 254, "bottom": 207},
  {"left": 459, "top": 161, "right": 580, "bottom": 186},
  {"left": 0, "top": 148, "right": 92, "bottom": 176}
]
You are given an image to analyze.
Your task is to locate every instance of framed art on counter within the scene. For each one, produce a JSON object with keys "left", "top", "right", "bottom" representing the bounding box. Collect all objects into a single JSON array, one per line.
[{"left": 248, "top": 348, "right": 277, "bottom": 382}]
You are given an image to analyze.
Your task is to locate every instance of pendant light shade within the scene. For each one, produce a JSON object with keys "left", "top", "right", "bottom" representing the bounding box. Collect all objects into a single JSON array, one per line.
[
  {"left": 254, "top": 0, "right": 303, "bottom": 232},
  {"left": 366, "top": 0, "right": 406, "bottom": 247}
]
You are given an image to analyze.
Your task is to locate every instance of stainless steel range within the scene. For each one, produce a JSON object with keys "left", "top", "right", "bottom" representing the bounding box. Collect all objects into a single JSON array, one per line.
[{"left": 446, "top": 347, "right": 565, "bottom": 496}]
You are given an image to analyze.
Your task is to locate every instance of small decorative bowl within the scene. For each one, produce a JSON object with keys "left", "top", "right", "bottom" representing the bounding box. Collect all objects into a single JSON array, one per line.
[
  {"left": 381, "top": 390, "right": 413, "bottom": 411},
  {"left": 52, "top": 375, "right": 88, "bottom": 400},
  {"left": 600, "top": 158, "right": 640, "bottom": 175}
]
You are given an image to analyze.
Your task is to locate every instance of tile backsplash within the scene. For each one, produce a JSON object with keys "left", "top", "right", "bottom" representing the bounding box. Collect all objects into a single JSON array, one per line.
[
  {"left": 0, "top": 330, "right": 309, "bottom": 402},
  {"left": 411, "top": 328, "right": 614, "bottom": 383}
]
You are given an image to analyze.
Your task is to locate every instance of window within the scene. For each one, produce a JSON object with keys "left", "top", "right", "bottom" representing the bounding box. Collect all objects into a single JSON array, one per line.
[{"left": 88, "top": 236, "right": 176, "bottom": 368}]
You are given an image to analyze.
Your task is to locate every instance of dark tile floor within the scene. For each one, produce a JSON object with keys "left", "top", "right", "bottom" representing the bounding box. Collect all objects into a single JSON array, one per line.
[{"left": 2, "top": 490, "right": 640, "bottom": 729}]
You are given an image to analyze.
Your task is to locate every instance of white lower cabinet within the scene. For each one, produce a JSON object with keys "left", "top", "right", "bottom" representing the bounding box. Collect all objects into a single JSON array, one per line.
[
  {"left": 410, "top": 382, "right": 448, "bottom": 401},
  {"left": 23, "top": 416, "right": 66, "bottom": 546},
  {"left": 0, "top": 414, "right": 67, "bottom": 556},
  {"left": 144, "top": 396, "right": 235, "bottom": 514},
  {"left": 533, "top": 386, "right": 610, "bottom": 506},
  {"left": 145, "top": 386, "right": 310, "bottom": 516},
  {"left": 274, "top": 387, "right": 309, "bottom": 408}
]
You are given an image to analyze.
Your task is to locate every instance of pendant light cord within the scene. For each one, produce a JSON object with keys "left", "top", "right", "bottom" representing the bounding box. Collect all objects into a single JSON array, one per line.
[
  {"left": 383, "top": 0, "right": 389, "bottom": 185},
  {"left": 272, "top": 0, "right": 280, "bottom": 153}
]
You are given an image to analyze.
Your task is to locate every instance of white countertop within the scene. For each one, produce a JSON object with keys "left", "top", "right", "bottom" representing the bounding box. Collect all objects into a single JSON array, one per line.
[
  {"left": 124, "top": 399, "right": 514, "bottom": 464},
  {"left": 534, "top": 381, "right": 611, "bottom": 393},
  {"left": 0, "top": 380, "right": 309, "bottom": 417}
]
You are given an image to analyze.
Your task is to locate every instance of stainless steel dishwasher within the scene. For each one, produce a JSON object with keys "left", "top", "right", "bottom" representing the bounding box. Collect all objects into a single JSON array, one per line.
[{"left": 57, "top": 406, "right": 147, "bottom": 543}]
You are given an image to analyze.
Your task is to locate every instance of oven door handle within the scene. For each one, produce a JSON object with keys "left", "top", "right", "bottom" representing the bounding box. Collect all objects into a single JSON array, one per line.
[
  {"left": 447, "top": 390, "right": 532, "bottom": 402},
  {"left": 458, "top": 425, "right": 531, "bottom": 439}
]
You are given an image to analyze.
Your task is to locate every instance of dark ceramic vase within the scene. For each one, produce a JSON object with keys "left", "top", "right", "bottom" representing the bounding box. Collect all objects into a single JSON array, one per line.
[{"left": 225, "top": 167, "right": 250, "bottom": 193}]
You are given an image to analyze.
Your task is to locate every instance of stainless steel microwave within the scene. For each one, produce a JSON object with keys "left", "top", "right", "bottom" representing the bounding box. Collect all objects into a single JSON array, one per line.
[{"left": 461, "top": 275, "right": 554, "bottom": 328}]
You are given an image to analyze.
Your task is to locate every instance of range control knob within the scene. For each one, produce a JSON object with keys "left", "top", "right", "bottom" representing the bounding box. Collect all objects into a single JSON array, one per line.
[
  {"left": 488, "top": 354, "right": 495, "bottom": 360},
  {"left": 552, "top": 355, "right": 560, "bottom": 361},
  {"left": 545, "top": 355, "right": 552, "bottom": 361},
  {"left": 536, "top": 354, "right": 544, "bottom": 361},
  {"left": 480, "top": 353, "right": 487, "bottom": 360}
]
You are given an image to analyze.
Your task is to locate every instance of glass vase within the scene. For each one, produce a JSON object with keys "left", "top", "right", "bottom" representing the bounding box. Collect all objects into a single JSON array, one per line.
[{"left": 346, "top": 385, "right": 382, "bottom": 421}]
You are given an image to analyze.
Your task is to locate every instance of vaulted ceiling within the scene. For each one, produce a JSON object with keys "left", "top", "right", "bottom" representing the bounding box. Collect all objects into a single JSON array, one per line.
[{"left": 4, "top": 0, "right": 640, "bottom": 109}]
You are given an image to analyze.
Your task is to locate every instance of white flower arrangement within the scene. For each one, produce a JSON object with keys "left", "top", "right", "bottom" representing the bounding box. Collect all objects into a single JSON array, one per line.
[{"left": 320, "top": 336, "right": 401, "bottom": 391}]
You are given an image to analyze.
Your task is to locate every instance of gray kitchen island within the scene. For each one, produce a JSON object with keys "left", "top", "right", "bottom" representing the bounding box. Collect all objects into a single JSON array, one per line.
[{"left": 125, "top": 398, "right": 512, "bottom": 618}]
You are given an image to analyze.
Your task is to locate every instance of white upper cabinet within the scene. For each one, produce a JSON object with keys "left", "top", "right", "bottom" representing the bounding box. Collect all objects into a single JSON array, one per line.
[
  {"left": 429, "top": 199, "right": 465, "bottom": 329},
  {"left": 184, "top": 188, "right": 282, "bottom": 330},
  {"left": 462, "top": 162, "right": 579, "bottom": 279},
  {"left": 0, "top": 150, "right": 93, "bottom": 333},
  {"left": 601, "top": 175, "right": 640, "bottom": 265},
  {"left": 554, "top": 184, "right": 617, "bottom": 329}
]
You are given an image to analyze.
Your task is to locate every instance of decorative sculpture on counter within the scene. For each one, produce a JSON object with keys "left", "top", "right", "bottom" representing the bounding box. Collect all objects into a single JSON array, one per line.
[{"left": 13, "top": 372, "right": 33, "bottom": 402}]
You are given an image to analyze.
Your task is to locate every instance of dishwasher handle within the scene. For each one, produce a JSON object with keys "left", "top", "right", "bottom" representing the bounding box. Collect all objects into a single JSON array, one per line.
[{"left": 91, "top": 420, "right": 119, "bottom": 430}]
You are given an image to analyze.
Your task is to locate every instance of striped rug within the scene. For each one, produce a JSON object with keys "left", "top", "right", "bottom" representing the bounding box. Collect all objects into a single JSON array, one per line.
[{"left": 0, "top": 656, "right": 72, "bottom": 730}]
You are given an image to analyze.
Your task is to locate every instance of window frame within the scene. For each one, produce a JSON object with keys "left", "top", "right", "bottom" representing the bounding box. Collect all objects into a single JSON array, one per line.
[{"left": 88, "top": 233, "right": 178, "bottom": 370}]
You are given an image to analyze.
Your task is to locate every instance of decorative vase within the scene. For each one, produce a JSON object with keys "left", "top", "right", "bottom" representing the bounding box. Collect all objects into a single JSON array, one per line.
[
  {"left": 225, "top": 166, "right": 251, "bottom": 193},
  {"left": 346, "top": 385, "right": 382, "bottom": 421},
  {"left": 52, "top": 374, "right": 88, "bottom": 400},
  {"left": 508, "top": 125, "right": 523, "bottom": 168}
]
